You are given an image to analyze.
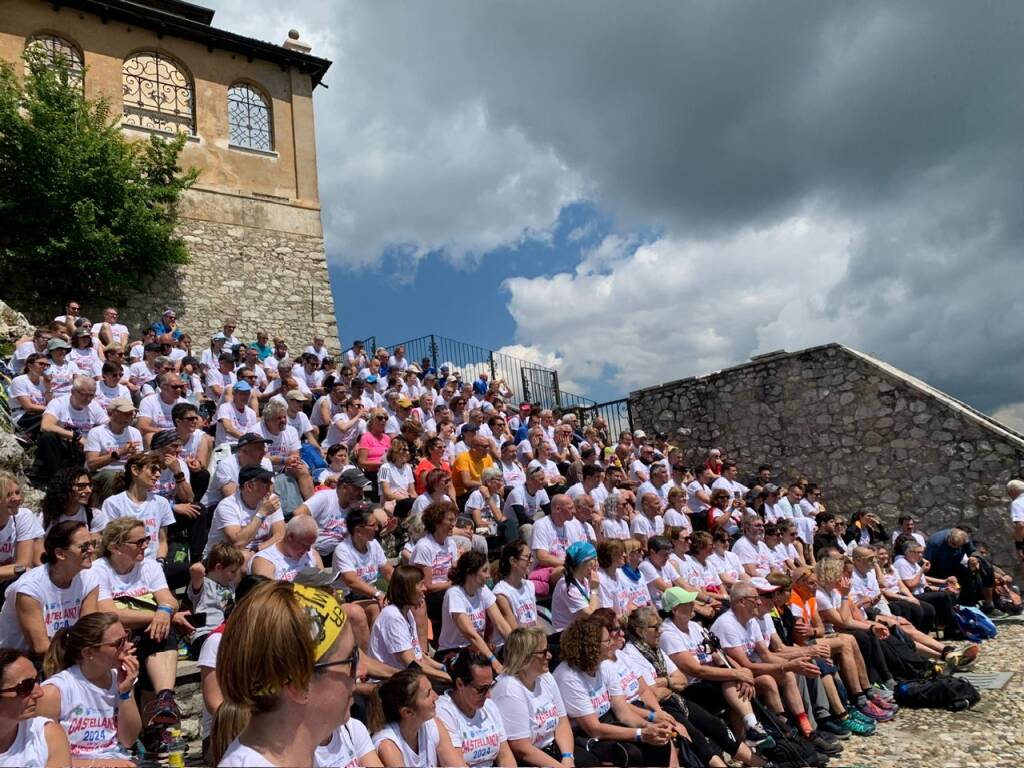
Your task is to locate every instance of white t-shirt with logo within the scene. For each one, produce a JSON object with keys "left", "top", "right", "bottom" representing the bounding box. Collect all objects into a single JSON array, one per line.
[
  {"left": 552, "top": 663, "right": 612, "bottom": 719},
  {"left": 301, "top": 489, "right": 350, "bottom": 555},
  {"left": 83, "top": 424, "right": 143, "bottom": 473},
  {"left": 731, "top": 537, "right": 773, "bottom": 577},
  {"left": 92, "top": 492, "right": 174, "bottom": 561},
  {"left": 492, "top": 578, "right": 537, "bottom": 627},
  {"left": 639, "top": 559, "right": 681, "bottom": 604},
  {"left": 597, "top": 568, "right": 631, "bottom": 614},
  {"left": 258, "top": 423, "right": 301, "bottom": 469},
  {"left": 91, "top": 557, "right": 167, "bottom": 602},
  {"left": 504, "top": 485, "right": 549, "bottom": 522},
  {"left": 412, "top": 535, "right": 460, "bottom": 586},
  {"left": 205, "top": 492, "right": 284, "bottom": 557},
  {"left": 215, "top": 403, "right": 259, "bottom": 446},
  {"left": 491, "top": 672, "right": 565, "bottom": 749},
  {"left": 332, "top": 539, "right": 387, "bottom": 594},
  {"left": 710, "top": 610, "right": 765, "bottom": 663},
  {"left": 0, "top": 564, "right": 106, "bottom": 647},
  {"left": 436, "top": 694, "right": 507, "bottom": 767},
  {"left": 707, "top": 551, "right": 744, "bottom": 583},
  {"left": 43, "top": 396, "right": 108, "bottom": 432},
  {"left": 8, "top": 375, "right": 46, "bottom": 424},
  {"left": 369, "top": 604, "right": 424, "bottom": 668},
  {"left": 530, "top": 516, "right": 583, "bottom": 560},
  {"left": 201, "top": 455, "right": 274, "bottom": 508},
  {"left": 0, "top": 510, "right": 44, "bottom": 567},
  {"left": 660, "top": 618, "right": 713, "bottom": 682},
  {"left": 138, "top": 393, "right": 183, "bottom": 431},
  {"left": 248, "top": 545, "right": 317, "bottom": 582},
  {"left": 438, "top": 585, "right": 497, "bottom": 650},
  {"left": 43, "top": 666, "right": 127, "bottom": 761}
]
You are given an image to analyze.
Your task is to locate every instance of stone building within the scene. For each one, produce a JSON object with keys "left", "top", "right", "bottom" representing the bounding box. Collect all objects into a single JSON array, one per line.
[
  {"left": 629, "top": 343, "right": 1024, "bottom": 565},
  {"left": 0, "top": 0, "right": 339, "bottom": 350}
]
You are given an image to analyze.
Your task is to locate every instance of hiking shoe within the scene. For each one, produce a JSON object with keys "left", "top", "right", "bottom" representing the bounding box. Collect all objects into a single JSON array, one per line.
[
  {"left": 744, "top": 724, "right": 776, "bottom": 750},
  {"left": 843, "top": 714, "right": 876, "bottom": 736},
  {"left": 857, "top": 700, "right": 895, "bottom": 722},
  {"left": 806, "top": 732, "right": 843, "bottom": 755},
  {"left": 870, "top": 683, "right": 895, "bottom": 700},
  {"left": 817, "top": 717, "right": 851, "bottom": 739},
  {"left": 945, "top": 643, "right": 980, "bottom": 672},
  {"left": 143, "top": 692, "right": 181, "bottom": 728},
  {"left": 868, "top": 693, "right": 898, "bottom": 712}
]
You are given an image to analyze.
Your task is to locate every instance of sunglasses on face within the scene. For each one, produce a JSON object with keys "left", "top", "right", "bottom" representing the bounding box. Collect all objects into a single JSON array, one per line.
[
  {"left": 125, "top": 536, "right": 152, "bottom": 549},
  {"left": 466, "top": 680, "right": 496, "bottom": 695},
  {"left": 314, "top": 646, "right": 360, "bottom": 679},
  {"left": 0, "top": 676, "right": 38, "bottom": 697},
  {"left": 92, "top": 634, "right": 128, "bottom": 650},
  {"left": 71, "top": 481, "right": 92, "bottom": 490}
]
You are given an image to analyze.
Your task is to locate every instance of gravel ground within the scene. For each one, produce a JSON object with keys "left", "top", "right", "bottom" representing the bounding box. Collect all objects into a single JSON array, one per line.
[{"left": 836, "top": 621, "right": 1023, "bottom": 768}]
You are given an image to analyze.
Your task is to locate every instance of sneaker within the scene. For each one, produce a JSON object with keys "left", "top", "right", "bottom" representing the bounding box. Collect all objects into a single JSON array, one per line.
[
  {"left": 842, "top": 715, "right": 876, "bottom": 736},
  {"left": 981, "top": 603, "right": 1007, "bottom": 618},
  {"left": 870, "top": 683, "right": 895, "bottom": 699},
  {"left": 817, "top": 717, "right": 852, "bottom": 739},
  {"left": 857, "top": 700, "right": 895, "bottom": 722},
  {"left": 806, "top": 731, "right": 843, "bottom": 755},
  {"left": 945, "top": 643, "right": 980, "bottom": 672},
  {"left": 847, "top": 709, "right": 875, "bottom": 725},
  {"left": 744, "top": 724, "right": 776, "bottom": 750},
  {"left": 868, "top": 693, "right": 898, "bottom": 713},
  {"left": 143, "top": 692, "right": 181, "bottom": 728}
]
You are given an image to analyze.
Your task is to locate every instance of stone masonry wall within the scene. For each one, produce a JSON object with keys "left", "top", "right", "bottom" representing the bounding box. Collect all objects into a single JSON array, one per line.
[
  {"left": 118, "top": 216, "right": 340, "bottom": 354},
  {"left": 628, "top": 343, "right": 1024, "bottom": 566}
]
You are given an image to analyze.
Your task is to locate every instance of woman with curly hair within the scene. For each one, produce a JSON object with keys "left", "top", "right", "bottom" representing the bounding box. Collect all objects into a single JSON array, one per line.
[
  {"left": 552, "top": 616, "right": 676, "bottom": 767},
  {"left": 41, "top": 467, "right": 96, "bottom": 533}
]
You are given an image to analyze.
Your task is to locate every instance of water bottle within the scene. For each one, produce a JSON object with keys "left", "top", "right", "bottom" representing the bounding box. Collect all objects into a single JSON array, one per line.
[{"left": 167, "top": 727, "right": 186, "bottom": 768}]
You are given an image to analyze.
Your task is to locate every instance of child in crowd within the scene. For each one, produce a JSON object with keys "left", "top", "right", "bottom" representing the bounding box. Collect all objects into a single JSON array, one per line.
[{"left": 187, "top": 542, "right": 244, "bottom": 658}]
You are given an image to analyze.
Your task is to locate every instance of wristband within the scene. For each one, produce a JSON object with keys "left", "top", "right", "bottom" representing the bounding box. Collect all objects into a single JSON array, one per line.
[
  {"left": 487, "top": 654, "right": 497, "bottom": 663},
  {"left": 635, "top": 728, "right": 642, "bottom": 743},
  {"left": 119, "top": 690, "right": 132, "bottom": 701},
  {"left": 560, "top": 753, "right": 574, "bottom": 759},
  {"left": 647, "top": 709, "right": 655, "bottom": 722},
  {"left": 157, "top": 605, "right": 175, "bottom": 616}
]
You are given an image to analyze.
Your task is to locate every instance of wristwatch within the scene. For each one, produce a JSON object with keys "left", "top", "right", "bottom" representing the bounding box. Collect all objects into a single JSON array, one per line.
[
  {"left": 173, "top": 472, "right": 186, "bottom": 482},
  {"left": 111, "top": 450, "right": 120, "bottom": 461},
  {"left": 13, "top": 565, "right": 26, "bottom": 576}
]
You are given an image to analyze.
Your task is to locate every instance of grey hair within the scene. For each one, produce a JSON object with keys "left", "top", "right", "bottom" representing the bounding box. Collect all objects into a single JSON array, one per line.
[
  {"left": 262, "top": 399, "right": 287, "bottom": 421},
  {"left": 285, "top": 515, "right": 317, "bottom": 538},
  {"left": 1008, "top": 479, "right": 1024, "bottom": 496},
  {"left": 729, "top": 581, "right": 757, "bottom": 603},
  {"left": 71, "top": 375, "right": 96, "bottom": 394},
  {"left": 481, "top": 466, "right": 503, "bottom": 483}
]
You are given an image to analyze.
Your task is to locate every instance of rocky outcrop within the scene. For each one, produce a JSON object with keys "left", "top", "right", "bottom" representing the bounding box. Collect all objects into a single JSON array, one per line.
[{"left": 0, "top": 300, "right": 33, "bottom": 351}]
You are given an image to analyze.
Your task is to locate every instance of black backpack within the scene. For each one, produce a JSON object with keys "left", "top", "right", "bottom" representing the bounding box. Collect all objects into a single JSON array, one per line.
[
  {"left": 894, "top": 675, "right": 981, "bottom": 712},
  {"left": 752, "top": 699, "right": 828, "bottom": 767},
  {"left": 878, "top": 625, "right": 935, "bottom": 680}
]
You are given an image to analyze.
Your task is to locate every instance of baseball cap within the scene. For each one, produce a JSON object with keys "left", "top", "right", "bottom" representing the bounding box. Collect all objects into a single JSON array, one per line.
[
  {"left": 662, "top": 587, "right": 699, "bottom": 612},
  {"left": 397, "top": 397, "right": 413, "bottom": 408},
  {"left": 233, "top": 380, "right": 252, "bottom": 393},
  {"left": 750, "top": 577, "right": 781, "bottom": 593},
  {"left": 286, "top": 390, "right": 311, "bottom": 402},
  {"left": 407, "top": 363, "right": 422, "bottom": 374},
  {"left": 762, "top": 483, "right": 780, "bottom": 496},
  {"left": 211, "top": 332, "right": 228, "bottom": 341},
  {"left": 74, "top": 327, "right": 91, "bottom": 337},
  {"left": 46, "top": 338, "right": 72, "bottom": 351},
  {"left": 519, "top": 401, "right": 532, "bottom": 412},
  {"left": 235, "top": 433, "right": 272, "bottom": 450},
  {"left": 634, "top": 430, "right": 647, "bottom": 439},
  {"left": 338, "top": 467, "right": 372, "bottom": 490},
  {"left": 238, "top": 464, "right": 274, "bottom": 484},
  {"left": 106, "top": 397, "right": 136, "bottom": 414},
  {"left": 150, "top": 430, "right": 182, "bottom": 450}
]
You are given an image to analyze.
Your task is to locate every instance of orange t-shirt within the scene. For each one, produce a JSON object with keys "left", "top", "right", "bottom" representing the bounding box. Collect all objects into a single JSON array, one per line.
[{"left": 452, "top": 452, "right": 494, "bottom": 496}]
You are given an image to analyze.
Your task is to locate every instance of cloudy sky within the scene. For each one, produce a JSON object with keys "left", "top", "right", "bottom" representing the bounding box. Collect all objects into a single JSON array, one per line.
[{"left": 204, "top": 1, "right": 1024, "bottom": 422}]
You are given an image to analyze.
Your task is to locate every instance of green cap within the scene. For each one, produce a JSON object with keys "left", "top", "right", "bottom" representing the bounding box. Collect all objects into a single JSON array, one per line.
[{"left": 662, "top": 586, "right": 699, "bottom": 612}]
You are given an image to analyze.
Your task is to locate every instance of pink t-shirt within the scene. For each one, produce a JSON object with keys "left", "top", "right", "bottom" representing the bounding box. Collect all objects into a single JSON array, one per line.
[{"left": 358, "top": 431, "right": 391, "bottom": 465}]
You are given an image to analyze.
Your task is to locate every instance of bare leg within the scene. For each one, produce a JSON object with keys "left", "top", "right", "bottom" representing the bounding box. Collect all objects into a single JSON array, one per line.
[{"left": 342, "top": 602, "right": 370, "bottom": 651}]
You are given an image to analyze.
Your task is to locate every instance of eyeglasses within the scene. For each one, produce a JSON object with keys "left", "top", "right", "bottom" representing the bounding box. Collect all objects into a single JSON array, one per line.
[
  {"left": 91, "top": 634, "right": 128, "bottom": 650},
  {"left": 125, "top": 536, "right": 152, "bottom": 549},
  {"left": 0, "top": 677, "right": 38, "bottom": 698},
  {"left": 467, "top": 680, "right": 496, "bottom": 695},
  {"left": 182, "top": 415, "right": 200, "bottom": 422},
  {"left": 531, "top": 648, "right": 551, "bottom": 658},
  {"left": 70, "top": 542, "right": 96, "bottom": 553},
  {"left": 71, "top": 481, "right": 92, "bottom": 490},
  {"left": 314, "top": 646, "right": 360, "bottom": 678}
]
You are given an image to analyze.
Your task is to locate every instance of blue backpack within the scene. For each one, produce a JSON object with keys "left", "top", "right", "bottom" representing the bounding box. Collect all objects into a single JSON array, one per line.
[{"left": 955, "top": 606, "right": 997, "bottom": 642}]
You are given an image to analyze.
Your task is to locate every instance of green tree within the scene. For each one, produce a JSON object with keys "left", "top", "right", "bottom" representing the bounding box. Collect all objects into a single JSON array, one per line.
[{"left": 0, "top": 49, "right": 198, "bottom": 312}]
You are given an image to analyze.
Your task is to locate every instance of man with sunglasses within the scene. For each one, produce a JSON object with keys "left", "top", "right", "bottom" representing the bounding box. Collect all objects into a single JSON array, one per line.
[
  {"left": 137, "top": 373, "right": 187, "bottom": 445},
  {"left": 84, "top": 398, "right": 143, "bottom": 501},
  {"left": 32, "top": 376, "right": 108, "bottom": 485}
]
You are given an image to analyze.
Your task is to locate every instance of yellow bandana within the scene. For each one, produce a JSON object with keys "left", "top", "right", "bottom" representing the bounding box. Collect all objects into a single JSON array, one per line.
[{"left": 292, "top": 583, "right": 347, "bottom": 662}]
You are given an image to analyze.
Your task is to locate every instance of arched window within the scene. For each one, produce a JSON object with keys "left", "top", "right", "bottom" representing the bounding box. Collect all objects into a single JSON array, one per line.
[
  {"left": 227, "top": 83, "right": 273, "bottom": 152},
  {"left": 122, "top": 52, "right": 195, "bottom": 135},
  {"left": 25, "top": 34, "right": 83, "bottom": 87}
]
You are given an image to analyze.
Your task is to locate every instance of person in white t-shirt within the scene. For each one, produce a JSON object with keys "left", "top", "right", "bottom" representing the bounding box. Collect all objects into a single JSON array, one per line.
[
  {"left": 638, "top": 536, "right": 686, "bottom": 605},
  {"left": 333, "top": 505, "right": 395, "bottom": 628},
  {"left": 34, "top": 375, "right": 109, "bottom": 480},
  {"left": 0, "top": 649, "right": 73, "bottom": 766},
  {"left": 528, "top": 494, "right": 582, "bottom": 599},
  {"left": 204, "top": 465, "right": 285, "bottom": 563},
  {"left": 83, "top": 398, "right": 143, "bottom": 499},
  {"left": 731, "top": 514, "right": 774, "bottom": 578},
  {"left": 214, "top": 381, "right": 259, "bottom": 447},
  {"left": 36, "top": 612, "right": 141, "bottom": 763},
  {"left": 492, "top": 541, "right": 539, "bottom": 631},
  {"left": 435, "top": 650, "right": 514, "bottom": 768},
  {"left": 550, "top": 541, "right": 600, "bottom": 632},
  {"left": 629, "top": 492, "right": 664, "bottom": 547},
  {"left": 7, "top": 353, "right": 49, "bottom": 437},
  {"left": 91, "top": 453, "right": 175, "bottom": 565},
  {"left": 249, "top": 515, "right": 322, "bottom": 583},
  {"left": 437, "top": 551, "right": 511, "bottom": 669},
  {"left": 0, "top": 473, "right": 42, "bottom": 578},
  {"left": 0, "top": 522, "right": 102, "bottom": 656},
  {"left": 368, "top": 668, "right": 463, "bottom": 768}
]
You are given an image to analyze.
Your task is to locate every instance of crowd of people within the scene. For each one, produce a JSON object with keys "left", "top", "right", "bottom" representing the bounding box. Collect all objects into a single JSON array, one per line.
[{"left": 0, "top": 303, "right": 1016, "bottom": 767}]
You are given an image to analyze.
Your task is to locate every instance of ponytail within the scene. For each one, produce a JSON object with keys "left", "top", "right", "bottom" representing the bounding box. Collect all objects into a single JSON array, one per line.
[
  {"left": 367, "top": 668, "right": 423, "bottom": 733},
  {"left": 208, "top": 700, "right": 251, "bottom": 766},
  {"left": 42, "top": 627, "right": 71, "bottom": 679}
]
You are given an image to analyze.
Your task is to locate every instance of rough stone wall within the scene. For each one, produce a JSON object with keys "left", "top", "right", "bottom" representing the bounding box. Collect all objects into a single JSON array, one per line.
[
  {"left": 629, "top": 343, "right": 1024, "bottom": 566},
  {"left": 118, "top": 216, "right": 339, "bottom": 353}
]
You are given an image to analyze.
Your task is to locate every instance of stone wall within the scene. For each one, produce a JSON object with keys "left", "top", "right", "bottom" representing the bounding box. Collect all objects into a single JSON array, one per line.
[
  {"left": 119, "top": 216, "right": 339, "bottom": 354},
  {"left": 629, "top": 343, "right": 1024, "bottom": 566}
]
